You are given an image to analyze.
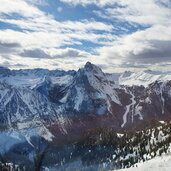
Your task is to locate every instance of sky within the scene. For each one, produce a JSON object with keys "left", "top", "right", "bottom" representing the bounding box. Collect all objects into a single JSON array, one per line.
[{"left": 0, "top": 0, "right": 171, "bottom": 72}]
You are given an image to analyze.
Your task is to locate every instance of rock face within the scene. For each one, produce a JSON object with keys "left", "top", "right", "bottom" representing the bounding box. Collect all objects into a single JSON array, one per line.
[{"left": 0, "top": 62, "right": 171, "bottom": 132}]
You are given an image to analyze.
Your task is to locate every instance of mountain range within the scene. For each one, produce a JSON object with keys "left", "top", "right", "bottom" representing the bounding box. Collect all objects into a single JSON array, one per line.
[
  {"left": 1, "top": 62, "right": 171, "bottom": 170},
  {"left": 1, "top": 62, "right": 171, "bottom": 132}
]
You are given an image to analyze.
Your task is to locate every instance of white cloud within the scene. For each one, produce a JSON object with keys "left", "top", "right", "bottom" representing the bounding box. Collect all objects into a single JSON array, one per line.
[
  {"left": 66, "top": 0, "right": 171, "bottom": 71},
  {"left": 26, "top": 0, "right": 48, "bottom": 6},
  {"left": 0, "top": 0, "right": 171, "bottom": 72},
  {"left": 97, "top": 24, "right": 171, "bottom": 63},
  {"left": 64, "top": 0, "right": 171, "bottom": 26},
  {"left": 57, "top": 7, "right": 63, "bottom": 12},
  {"left": 105, "top": 0, "right": 171, "bottom": 26},
  {"left": 0, "top": 0, "right": 44, "bottom": 18},
  {"left": 60, "top": 0, "right": 115, "bottom": 7},
  {"left": 0, "top": 0, "right": 114, "bottom": 49},
  {"left": 0, "top": 0, "right": 116, "bottom": 71}
]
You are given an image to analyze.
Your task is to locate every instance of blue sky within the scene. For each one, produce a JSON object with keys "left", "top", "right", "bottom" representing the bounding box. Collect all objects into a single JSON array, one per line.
[{"left": 0, "top": 0, "right": 171, "bottom": 72}]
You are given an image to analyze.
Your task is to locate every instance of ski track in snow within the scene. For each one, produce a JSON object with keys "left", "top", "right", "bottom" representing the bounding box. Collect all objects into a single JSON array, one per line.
[{"left": 121, "top": 88, "right": 136, "bottom": 128}]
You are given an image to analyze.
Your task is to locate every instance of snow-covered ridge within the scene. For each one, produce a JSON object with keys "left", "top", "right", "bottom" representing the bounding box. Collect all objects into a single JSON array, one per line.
[
  {"left": 0, "top": 67, "right": 75, "bottom": 88},
  {"left": 119, "top": 70, "right": 171, "bottom": 87},
  {"left": 1, "top": 64, "right": 171, "bottom": 88}
]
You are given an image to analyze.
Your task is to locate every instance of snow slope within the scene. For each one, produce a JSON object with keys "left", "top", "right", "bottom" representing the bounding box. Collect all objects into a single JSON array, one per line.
[
  {"left": 118, "top": 154, "right": 171, "bottom": 171},
  {"left": 119, "top": 70, "right": 171, "bottom": 87},
  {"left": 0, "top": 125, "right": 53, "bottom": 153}
]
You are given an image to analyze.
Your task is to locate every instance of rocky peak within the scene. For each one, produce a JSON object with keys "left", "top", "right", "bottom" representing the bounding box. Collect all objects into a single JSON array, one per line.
[{"left": 84, "top": 62, "right": 103, "bottom": 75}]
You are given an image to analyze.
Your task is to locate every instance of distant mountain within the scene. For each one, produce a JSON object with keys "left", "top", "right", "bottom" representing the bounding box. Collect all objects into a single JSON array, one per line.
[{"left": 119, "top": 70, "right": 171, "bottom": 87}]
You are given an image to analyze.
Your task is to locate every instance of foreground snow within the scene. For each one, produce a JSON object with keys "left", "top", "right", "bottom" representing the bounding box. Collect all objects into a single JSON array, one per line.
[{"left": 118, "top": 153, "right": 171, "bottom": 171}]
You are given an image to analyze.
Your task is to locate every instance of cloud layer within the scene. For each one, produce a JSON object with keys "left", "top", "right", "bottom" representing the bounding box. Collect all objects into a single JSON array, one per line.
[{"left": 0, "top": 0, "right": 171, "bottom": 72}]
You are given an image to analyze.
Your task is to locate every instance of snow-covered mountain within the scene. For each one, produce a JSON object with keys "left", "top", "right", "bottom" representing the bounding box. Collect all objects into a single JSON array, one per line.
[
  {"left": 119, "top": 70, "right": 171, "bottom": 87},
  {"left": 59, "top": 62, "right": 121, "bottom": 115},
  {"left": 1, "top": 62, "right": 171, "bottom": 170},
  {"left": 1, "top": 62, "right": 171, "bottom": 132}
]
